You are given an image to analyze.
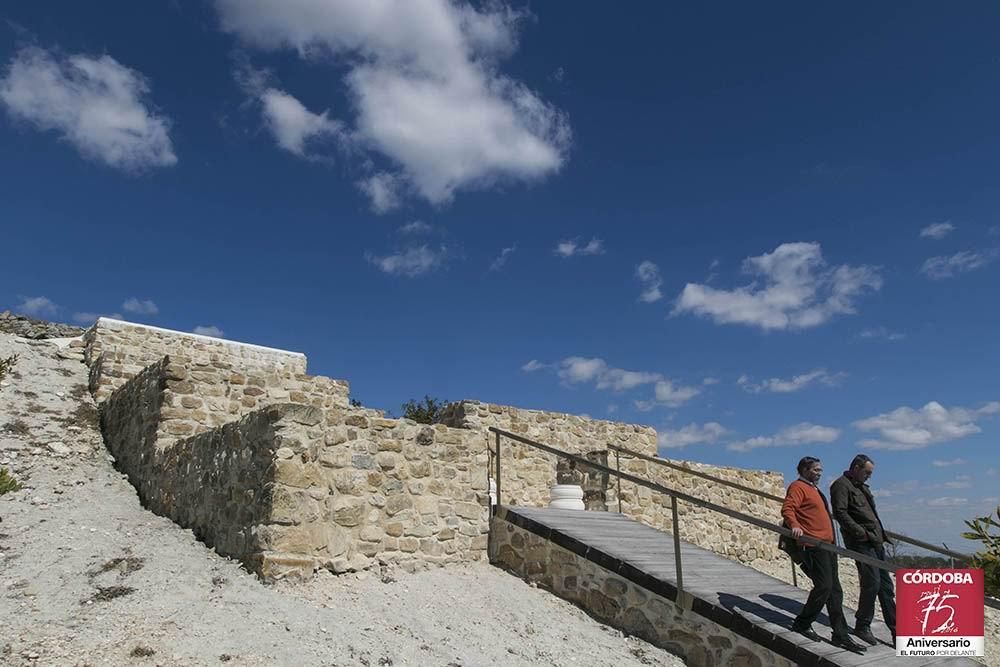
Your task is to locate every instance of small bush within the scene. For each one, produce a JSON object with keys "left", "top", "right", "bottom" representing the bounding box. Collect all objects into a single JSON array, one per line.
[
  {"left": 0, "top": 468, "right": 22, "bottom": 495},
  {"left": 0, "top": 354, "right": 17, "bottom": 385},
  {"left": 962, "top": 505, "right": 1000, "bottom": 597},
  {"left": 401, "top": 395, "right": 448, "bottom": 424}
]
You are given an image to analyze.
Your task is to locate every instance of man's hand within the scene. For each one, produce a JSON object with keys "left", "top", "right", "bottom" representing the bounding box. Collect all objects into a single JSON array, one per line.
[{"left": 791, "top": 526, "right": 803, "bottom": 538}]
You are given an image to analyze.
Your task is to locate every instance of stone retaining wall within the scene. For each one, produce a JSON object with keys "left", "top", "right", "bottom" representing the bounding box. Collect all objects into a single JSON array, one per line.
[
  {"left": 618, "top": 457, "right": 785, "bottom": 566},
  {"left": 442, "top": 400, "right": 785, "bottom": 566},
  {"left": 100, "top": 361, "right": 490, "bottom": 580},
  {"left": 264, "top": 407, "right": 490, "bottom": 578},
  {"left": 83, "top": 317, "right": 311, "bottom": 403},
  {"left": 490, "top": 515, "right": 793, "bottom": 667},
  {"left": 155, "top": 356, "right": 348, "bottom": 449},
  {"left": 439, "top": 399, "right": 658, "bottom": 509}
]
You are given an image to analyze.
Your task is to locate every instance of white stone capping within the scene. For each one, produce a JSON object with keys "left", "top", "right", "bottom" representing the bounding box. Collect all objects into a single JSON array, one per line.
[{"left": 93, "top": 317, "right": 306, "bottom": 361}]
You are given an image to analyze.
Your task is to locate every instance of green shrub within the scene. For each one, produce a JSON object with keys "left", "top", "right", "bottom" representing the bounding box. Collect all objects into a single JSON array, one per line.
[
  {"left": 962, "top": 505, "right": 1000, "bottom": 598},
  {"left": 0, "top": 468, "right": 21, "bottom": 495},
  {"left": 401, "top": 395, "right": 448, "bottom": 424},
  {"left": 0, "top": 354, "right": 16, "bottom": 385}
]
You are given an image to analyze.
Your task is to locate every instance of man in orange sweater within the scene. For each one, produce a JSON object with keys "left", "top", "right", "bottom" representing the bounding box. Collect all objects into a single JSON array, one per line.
[{"left": 782, "top": 456, "right": 867, "bottom": 654}]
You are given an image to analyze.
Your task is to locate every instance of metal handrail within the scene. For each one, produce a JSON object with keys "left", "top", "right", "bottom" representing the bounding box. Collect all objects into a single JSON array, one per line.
[
  {"left": 608, "top": 442, "right": 973, "bottom": 563},
  {"left": 492, "top": 428, "right": 1000, "bottom": 611}
]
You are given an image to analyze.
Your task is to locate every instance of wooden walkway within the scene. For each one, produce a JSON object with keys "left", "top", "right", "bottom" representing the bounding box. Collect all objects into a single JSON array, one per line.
[{"left": 500, "top": 506, "right": 980, "bottom": 667}]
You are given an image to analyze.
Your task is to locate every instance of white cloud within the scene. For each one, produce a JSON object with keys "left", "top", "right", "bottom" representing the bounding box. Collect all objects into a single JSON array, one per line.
[
  {"left": 122, "top": 298, "right": 158, "bottom": 315},
  {"left": 235, "top": 63, "right": 345, "bottom": 159},
  {"left": 217, "top": 0, "right": 569, "bottom": 208},
  {"left": 859, "top": 326, "right": 905, "bottom": 341},
  {"left": 15, "top": 295, "right": 58, "bottom": 317},
  {"left": 521, "top": 359, "right": 547, "bottom": 372},
  {"left": 921, "top": 249, "right": 999, "bottom": 280},
  {"left": 555, "top": 237, "right": 604, "bottom": 258},
  {"left": 635, "top": 260, "right": 663, "bottom": 303},
  {"left": 259, "top": 88, "right": 343, "bottom": 157},
  {"left": 658, "top": 422, "right": 728, "bottom": 450},
  {"left": 919, "top": 222, "right": 956, "bottom": 240},
  {"left": 932, "top": 458, "right": 967, "bottom": 467},
  {"left": 489, "top": 245, "right": 516, "bottom": 272},
  {"left": 550, "top": 356, "right": 698, "bottom": 407},
  {"left": 674, "top": 242, "right": 881, "bottom": 331},
  {"left": 854, "top": 400, "right": 1000, "bottom": 450},
  {"left": 926, "top": 497, "right": 968, "bottom": 508},
  {"left": 358, "top": 172, "right": 404, "bottom": 214},
  {"left": 399, "top": 221, "right": 433, "bottom": 235},
  {"left": 727, "top": 422, "right": 840, "bottom": 453},
  {"left": 193, "top": 325, "right": 225, "bottom": 337},
  {"left": 738, "top": 369, "right": 845, "bottom": 394},
  {"left": 0, "top": 46, "right": 176, "bottom": 171},
  {"left": 652, "top": 380, "right": 702, "bottom": 407},
  {"left": 702, "top": 377, "right": 719, "bottom": 386},
  {"left": 366, "top": 244, "right": 447, "bottom": 277}
]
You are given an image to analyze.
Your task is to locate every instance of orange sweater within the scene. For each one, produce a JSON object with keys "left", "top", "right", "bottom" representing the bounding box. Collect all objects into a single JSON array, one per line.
[{"left": 781, "top": 480, "right": 834, "bottom": 544}]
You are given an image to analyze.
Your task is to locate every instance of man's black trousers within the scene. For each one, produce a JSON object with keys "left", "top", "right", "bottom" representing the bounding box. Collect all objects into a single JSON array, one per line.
[{"left": 795, "top": 547, "right": 850, "bottom": 638}]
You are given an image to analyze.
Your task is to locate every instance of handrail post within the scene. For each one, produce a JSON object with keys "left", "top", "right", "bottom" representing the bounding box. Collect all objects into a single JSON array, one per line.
[
  {"left": 615, "top": 448, "right": 622, "bottom": 514},
  {"left": 494, "top": 431, "right": 502, "bottom": 514},
  {"left": 671, "top": 494, "right": 683, "bottom": 594},
  {"left": 790, "top": 555, "right": 798, "bottom": 587}
]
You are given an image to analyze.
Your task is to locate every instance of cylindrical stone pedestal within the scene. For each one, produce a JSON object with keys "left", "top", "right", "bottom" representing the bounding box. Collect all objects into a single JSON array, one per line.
[{"left": 549, "top": 484, "right": 585, "bottom": 510}]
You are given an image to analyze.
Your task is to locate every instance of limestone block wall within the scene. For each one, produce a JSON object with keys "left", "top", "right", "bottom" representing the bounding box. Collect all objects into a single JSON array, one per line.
[
  {"left": 440, "top": 400, "right": 785, "bottom": 566},
  {"left": 100, "top": 360, "right": 490, "bottom": 580},
  {"left": 101, "top": 361, "right": 306, "bottom": 570},
  {"left": 616, "top": 457, "right": 786, "bottom": 566},
  {"left": 490, "top": 515, "right": 794, "bottom": 667},
  {"left": 439, "top": 400, "right": 657, "bottom": 508},
  {"left": 83, "top": 317, "right": 310, "bottom": 403},
  {"left": 263, "top": 407, "right": 490, "bottom": 578},
  {"left": 155, "top": 356, "right": 348, "bottom": 449}
]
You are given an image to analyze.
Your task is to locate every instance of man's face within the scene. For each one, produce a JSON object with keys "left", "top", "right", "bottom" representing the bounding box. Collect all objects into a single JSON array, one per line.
[
  {"left": 805, "top": 462, "right": 823, "bottom": 483},
  {"left": 854, "top": 461, "right": 875, "bottom": 483}
]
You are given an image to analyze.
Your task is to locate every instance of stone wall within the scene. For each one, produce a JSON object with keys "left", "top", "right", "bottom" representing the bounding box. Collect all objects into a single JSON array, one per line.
[
  {"left": 439, "top": 399, "right": 657, "bottom": 509},
  {"left": 99, "top": 361, "right": 490, "bottom": 580},
  {"left": 83, "top": 317, "right": 311, "bottom": 403},
  {"left": 100, "top": 360, "right": 296, "bottom": 570},
  {"left": 490, "top": 515, "right": 794, "bottom": 667},
  {"left": 83, "top": 318, "right": 349, "bottom": 448},
  {"left": 617, "top": 457, "right": 786, "bottom": 566},
  {"left": 441, "top": 399, "right": 785, "bottom": 566},
  {"left": 155, "top": 356, "right": 348, "bottom": 449},
  {"left": 263, "top": 406, "right": 490, "bottom": 578}
]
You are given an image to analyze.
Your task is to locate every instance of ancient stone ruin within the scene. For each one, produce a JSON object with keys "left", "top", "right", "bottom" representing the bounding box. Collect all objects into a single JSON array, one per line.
[{"left": 83, "top": 317, "right": 783, "bottom": 582}]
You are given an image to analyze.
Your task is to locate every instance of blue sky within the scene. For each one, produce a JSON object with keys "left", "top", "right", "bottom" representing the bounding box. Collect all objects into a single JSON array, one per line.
[{"left": 2, "top": 2, "right": 998, "bottom": 551}]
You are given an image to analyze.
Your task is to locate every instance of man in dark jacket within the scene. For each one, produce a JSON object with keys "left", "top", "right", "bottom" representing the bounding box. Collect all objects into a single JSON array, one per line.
[{"left": 830, "top": 454, "right": 896, "bottom": 645}]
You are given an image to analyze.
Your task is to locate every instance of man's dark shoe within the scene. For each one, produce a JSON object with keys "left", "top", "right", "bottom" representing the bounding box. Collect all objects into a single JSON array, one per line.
[
  {"left": 792, "top": 625, "right": 823, "bottom": 642},
  {"left": 853, "top": 627, "right": 879, "bottom": 645},
  {"left": 831, "top": 635, "right": 868, "bottom": 654}
]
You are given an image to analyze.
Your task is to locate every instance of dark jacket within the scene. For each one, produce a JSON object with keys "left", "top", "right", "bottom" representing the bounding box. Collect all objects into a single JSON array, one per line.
[{"left": 830, "top": 473, "right": 890, "bottom": 548}]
